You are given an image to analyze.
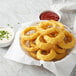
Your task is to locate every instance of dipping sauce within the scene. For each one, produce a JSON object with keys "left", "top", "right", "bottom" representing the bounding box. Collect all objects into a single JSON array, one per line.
[
  {"left": 0, "top": 27, "right": 14, "bottom": 47},
  {"left": 0, "top": 30, "right": 11, "bottom": 41},
  {"left": 39, "top": 11, "right": 60, "bottom": 21}
]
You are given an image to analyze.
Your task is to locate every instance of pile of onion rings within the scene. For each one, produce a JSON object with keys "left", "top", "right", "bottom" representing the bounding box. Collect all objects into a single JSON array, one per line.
[{"left": 20, "top": 20, "right": 76, "bottom": 61}]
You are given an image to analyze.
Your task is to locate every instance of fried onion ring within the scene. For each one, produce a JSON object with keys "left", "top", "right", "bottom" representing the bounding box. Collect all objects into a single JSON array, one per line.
[
  {"left": 37, "top": 21, "right": 56, "bottom": 35},
  {"left": 37, "top": 49, "right": 56, "bottom": 61},
  {"left": 58, "top": 30, "right": 76, "bottom": 49},
  {"left": 20, "top": 38, "right": 38, "bottom": 52},
  {"left": 51, "top": 20, "right": 65, "bottom": 30},
  {"left": 29, "top": 51, "right": 38, "bottom": 59},
  {"left": 44, "top": 29, "right": 65, "bottom": 44},
  {"left": 21, "top": 26, "right": 39, "bottom": 40},
  {"left": 55, "top": 45, "right": 66, "bottom": 54},
  {"left": 54, "top": 52, "right": 68, "bottom": 60},
  {"left": 35, "top": 35, "right": 53, "bottom": 50}
]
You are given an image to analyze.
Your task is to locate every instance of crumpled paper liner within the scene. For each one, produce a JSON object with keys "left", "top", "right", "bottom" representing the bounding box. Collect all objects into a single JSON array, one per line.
[{"left": 4, "top": 21, "right": 76, "bottom": 76}]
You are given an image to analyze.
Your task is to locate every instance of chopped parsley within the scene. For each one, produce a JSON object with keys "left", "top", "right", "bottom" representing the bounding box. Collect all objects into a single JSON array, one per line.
[
  {"left": 0, "top": 31, "right": 10, "bottom": 40},
  {"left": 10, "top": 26, "right": 13, "bottom": 28},
  {"left": 17, "top": 22, "right": 20, "bottom": 24},
  {"left": 7, "top": 24, "right": 14, "bottom": 28},
  {"left": 7, "top": 24, "right": 10, "bottom": 26}
]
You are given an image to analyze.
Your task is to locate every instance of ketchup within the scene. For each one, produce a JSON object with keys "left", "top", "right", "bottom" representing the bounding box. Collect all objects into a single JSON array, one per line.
[{"left": 39, "top": 11, "right": 59, "bottom": 21}]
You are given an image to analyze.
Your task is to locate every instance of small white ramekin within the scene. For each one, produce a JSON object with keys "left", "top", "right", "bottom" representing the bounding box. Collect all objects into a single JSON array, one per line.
[
  {"left": 0, "top": 27, "right": 14, "bottom": 47},
  {"left": 39, "top": 10, "right": 61, "bottom": 22}
]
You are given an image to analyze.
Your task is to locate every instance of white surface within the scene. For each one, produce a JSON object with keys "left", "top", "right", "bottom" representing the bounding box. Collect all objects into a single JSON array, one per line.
[{"left": 0, "top": 0, "right": 76, "bottom": 76}]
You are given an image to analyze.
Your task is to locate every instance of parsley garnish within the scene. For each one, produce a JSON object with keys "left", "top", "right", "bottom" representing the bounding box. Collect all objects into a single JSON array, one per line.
[{"left": 0, "top": 31, "right": 10, "bottom": 40}]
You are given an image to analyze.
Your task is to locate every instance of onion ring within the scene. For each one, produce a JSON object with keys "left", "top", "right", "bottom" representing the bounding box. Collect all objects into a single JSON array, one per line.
[
  {"left": 54, "top": 52, "right": 68, "bottom": 60},
  {"left": 58, "top": 30, "right": 76, "bottom": 49},
  {"left": 21, "top": 26, "right": 39, "bottom": 40},
  {"left": 29, "top": 51, "right": 38, "bottom": 59},
  {"left": 44, "top": 29, "right": 65, "bottom": 44},
  {"left": 37, "top": 49, "right": 56, "bottom": 61},
  {"left": 55, "top": 45, "right": 66, "bottom": 54},
  {"left": 51, "top": 20, "right": 65, "bottom": 30},
  {"left": 37, "top": 21, "right": 56, "bottom": 35},
  {"left": 20, "top": 38, "right": 38, "bottom": 52},
  {"left": 36, "top": 35, "right": 53, "bottom": 50}
]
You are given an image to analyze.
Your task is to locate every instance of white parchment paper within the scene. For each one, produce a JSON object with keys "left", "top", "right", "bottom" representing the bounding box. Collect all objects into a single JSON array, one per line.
[{"left": 4, "top": 20, "right": 76, "bottom": 76}]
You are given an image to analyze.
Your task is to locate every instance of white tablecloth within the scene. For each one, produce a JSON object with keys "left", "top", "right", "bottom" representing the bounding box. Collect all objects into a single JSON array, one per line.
[{"left": 0, "top": 0, "right": 76, "bottom": 76}]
